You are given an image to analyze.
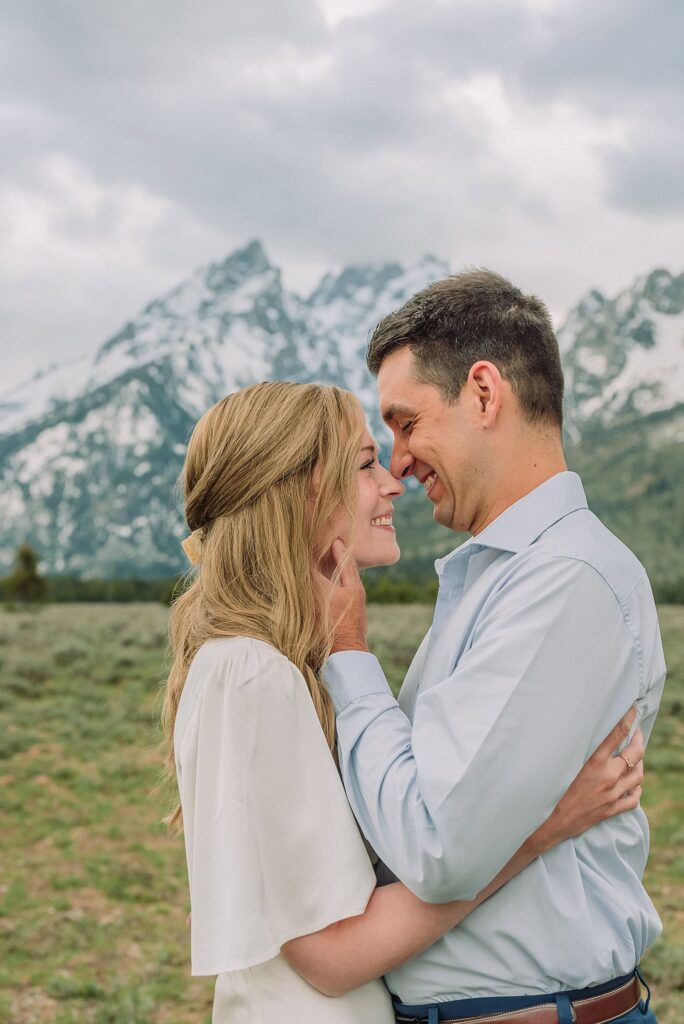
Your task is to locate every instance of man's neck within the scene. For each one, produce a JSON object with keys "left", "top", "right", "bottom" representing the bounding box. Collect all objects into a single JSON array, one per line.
[{"left": 471, "top": 448, "right": 567, "bottom": 537}]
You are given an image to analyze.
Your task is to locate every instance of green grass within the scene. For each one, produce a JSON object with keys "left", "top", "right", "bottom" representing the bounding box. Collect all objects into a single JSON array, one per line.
[{"left": 0, "top": 604, "right": 681, "bottom": 1022}]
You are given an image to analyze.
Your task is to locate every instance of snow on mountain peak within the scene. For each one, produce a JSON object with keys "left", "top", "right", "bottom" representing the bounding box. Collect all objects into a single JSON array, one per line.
[
  {"left": 1, "top": 247, "right": 681, "bottom": 576},
  {"left": 0, "top": 242, "right": 455, "bottom": 574},
  {"left": 561, "top": 269, "right": 684, "bottom": 431}
]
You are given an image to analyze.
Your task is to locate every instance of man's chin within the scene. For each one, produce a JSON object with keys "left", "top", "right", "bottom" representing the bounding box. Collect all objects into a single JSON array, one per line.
[
  {"left": 432, "top": 500, "right": 456, "bottom": 531},
  {"left": 431, "top": 502, "right": 445, "bottom": 524}
]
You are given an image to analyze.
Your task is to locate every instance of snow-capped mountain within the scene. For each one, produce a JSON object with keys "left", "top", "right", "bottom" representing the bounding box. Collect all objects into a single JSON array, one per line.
[
  {"left": 0, "top": 241, "right": 448, "bottom": 575},
  {"left": 560, "top": 268, "right": 684, "bottom": 441},
  {"left": 0, "top": 246, "right": 681, "bottom": 578}
]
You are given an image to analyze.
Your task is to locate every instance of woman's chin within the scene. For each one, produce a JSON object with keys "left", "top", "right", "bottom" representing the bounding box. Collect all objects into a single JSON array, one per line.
[{"left": 356, "top": 544, "right": 401, "bottom": 571}]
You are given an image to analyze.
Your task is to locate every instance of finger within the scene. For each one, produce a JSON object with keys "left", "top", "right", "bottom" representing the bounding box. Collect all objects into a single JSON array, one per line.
[
  {"left": 610, "top": 765, "right": 643, "bottom": 794},
  {"left": 331, "top": 539, "right": 360, "bottom": 588},
  {"left": 608, "top": 760, "right": 644, "bottom": 802},
  {"left": 604, "top": 786, "right": 643, "bottom": 817},
  {"left": 618, "top": 728, "right": 645, "bottom": 768},
  {"left": 620, "top": 785, "right": 642, "bottom": 812},
  {"left": 330, "top": 538, "right": 347, "bottom": 575},
  {"left": 315, "top": 567, "right": 333, "bottom": 588},
  {"left": 604, "top": 736, "right": 643, "bottom": 786},
  {"left": 591, "top": 705, "right": 637, "bottom": 761}
]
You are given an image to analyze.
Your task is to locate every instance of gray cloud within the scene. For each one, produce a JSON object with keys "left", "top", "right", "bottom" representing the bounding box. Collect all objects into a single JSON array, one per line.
[
  {"left": 519, "top": 0, "right": 684, "bottom": 106},
  {"left": 3, "top": 0, "right": 678, "bottom": 228},
  {"left": 3, "top": 0, "right": 505, "bottom": 261},
  {"left": 602, "top": 101, "right": 684, "bottom": 216},
  {"left": 508, "top": 0, "right": 684, "bottom": 218},
  {"left": 0, "top": 0, "right": 682, "bottom": 387}
]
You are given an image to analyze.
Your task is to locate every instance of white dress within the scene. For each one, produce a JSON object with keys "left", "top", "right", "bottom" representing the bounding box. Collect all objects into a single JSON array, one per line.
[{"left": 174, "top": 636, "right": 394, "bottom": 1024}]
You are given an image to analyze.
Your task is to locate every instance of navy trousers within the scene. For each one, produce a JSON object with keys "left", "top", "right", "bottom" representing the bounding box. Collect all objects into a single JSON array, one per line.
[
  {"left": 617, "top": 1005, "right": 657, "bottom": 1023},
  {"left": 392, "top": 970, "right": 656, "bottom": 1024}
]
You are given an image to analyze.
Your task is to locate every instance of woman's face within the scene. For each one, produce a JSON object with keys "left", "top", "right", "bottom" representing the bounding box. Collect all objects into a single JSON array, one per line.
[{"left": 347, "top": 426, "right": 404, "bottom": 570}]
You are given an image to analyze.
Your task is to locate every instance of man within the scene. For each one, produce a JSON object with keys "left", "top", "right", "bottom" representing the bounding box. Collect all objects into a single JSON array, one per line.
[{"left": 323, "top": 271, "right": 665, "bottom": 1024}]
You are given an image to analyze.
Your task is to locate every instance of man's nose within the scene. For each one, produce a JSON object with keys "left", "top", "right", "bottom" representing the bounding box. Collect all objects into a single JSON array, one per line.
[{"left": 390, "top": 443, "right": 415, "bottom": 480}]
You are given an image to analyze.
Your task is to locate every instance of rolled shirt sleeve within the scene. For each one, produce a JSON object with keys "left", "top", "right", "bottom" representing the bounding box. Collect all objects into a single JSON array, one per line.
[{"left": 325, "top": 555, "right": 642, "bottom": 903}]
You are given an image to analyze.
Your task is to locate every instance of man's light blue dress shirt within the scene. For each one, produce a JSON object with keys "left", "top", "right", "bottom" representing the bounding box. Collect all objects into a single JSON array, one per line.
[{"left": 324, "top": 472, "right": 665, "bottom": 1002}]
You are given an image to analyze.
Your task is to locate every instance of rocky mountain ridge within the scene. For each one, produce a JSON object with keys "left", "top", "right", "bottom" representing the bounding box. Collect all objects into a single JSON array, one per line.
[
  {"left": 561, "top": 268, "right": 684, "bottom": 442},
  {"left": 1, "top": 243, "right": 682, "bottom": 580}
]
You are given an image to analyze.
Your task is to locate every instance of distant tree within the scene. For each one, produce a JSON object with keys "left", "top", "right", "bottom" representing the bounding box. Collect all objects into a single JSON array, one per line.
[{"left": 6, "top": 544, "right": 47, "bottom": 604}]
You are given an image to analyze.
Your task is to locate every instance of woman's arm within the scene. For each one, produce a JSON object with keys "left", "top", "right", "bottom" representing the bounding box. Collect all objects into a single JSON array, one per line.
[
  {"left": 282, "top": 840, "right": 538, "bottom": 997},
  {"left": 282, "top": 711, "right": 644, "bottom": 996}
]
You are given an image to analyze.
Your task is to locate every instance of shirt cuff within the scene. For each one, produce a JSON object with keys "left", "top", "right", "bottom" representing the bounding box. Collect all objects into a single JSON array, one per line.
[{"left": 322, "top": 651, "right": 393, "bottom": 715}]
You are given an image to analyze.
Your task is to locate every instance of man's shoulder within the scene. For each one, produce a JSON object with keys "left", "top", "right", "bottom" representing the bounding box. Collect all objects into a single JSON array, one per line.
[{"left": 532, "top": 507, "right": 648, "bottom": 604}]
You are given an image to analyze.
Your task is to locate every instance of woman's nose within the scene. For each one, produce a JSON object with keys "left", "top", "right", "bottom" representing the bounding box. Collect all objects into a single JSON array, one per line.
[{"left": 380, "top": 465, "right": 405, "bottom": 497}]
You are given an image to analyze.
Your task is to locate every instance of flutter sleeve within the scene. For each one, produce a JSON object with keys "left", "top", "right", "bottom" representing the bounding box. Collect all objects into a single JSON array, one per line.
[{"left": 177, "top": 641, "right": 377, "bottom": 976}]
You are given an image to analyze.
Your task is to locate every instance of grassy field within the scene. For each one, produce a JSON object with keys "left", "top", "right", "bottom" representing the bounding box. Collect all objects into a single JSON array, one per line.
[{"left": 0, "top": 603, "right": 681, "bottom": 1023}]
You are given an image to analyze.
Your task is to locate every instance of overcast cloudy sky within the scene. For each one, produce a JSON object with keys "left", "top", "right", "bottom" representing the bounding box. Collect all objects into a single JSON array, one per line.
[{"left": 1, "top": 0, "right": 682, "bottom": 388}]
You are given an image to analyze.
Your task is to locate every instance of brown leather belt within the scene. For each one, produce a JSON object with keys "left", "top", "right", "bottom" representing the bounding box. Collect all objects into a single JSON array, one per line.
[{"left": 395, "top": 974, "right": 641, "bottom": 1024}]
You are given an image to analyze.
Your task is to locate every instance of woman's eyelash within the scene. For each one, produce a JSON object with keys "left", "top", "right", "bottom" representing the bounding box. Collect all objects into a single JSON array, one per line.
[{"left": 360, "top": 458, "right": 376, "bottom": 470}]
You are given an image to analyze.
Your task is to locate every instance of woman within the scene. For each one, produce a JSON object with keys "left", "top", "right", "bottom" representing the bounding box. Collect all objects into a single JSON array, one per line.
[{"left": 162, "top": 381, "right": 644, "bottom": 1024}]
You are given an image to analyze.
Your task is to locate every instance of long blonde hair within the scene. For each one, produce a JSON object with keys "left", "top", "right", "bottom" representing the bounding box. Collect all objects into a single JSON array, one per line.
[{"left": 161, "top": 381, "right": 365, "bottom": 824}]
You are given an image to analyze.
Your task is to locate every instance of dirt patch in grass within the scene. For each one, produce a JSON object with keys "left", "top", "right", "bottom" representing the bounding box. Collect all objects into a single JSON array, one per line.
[{"left": 8, "top": 987, "right": 59, "bottom": 1024}]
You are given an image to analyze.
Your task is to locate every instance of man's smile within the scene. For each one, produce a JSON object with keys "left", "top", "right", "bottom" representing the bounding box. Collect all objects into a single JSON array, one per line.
[
  {"left": 423, "top": 471, "right": 438, "bottom": 496},
  {"left": 417, "top": 468, "right": 439, "bottom": 497}
]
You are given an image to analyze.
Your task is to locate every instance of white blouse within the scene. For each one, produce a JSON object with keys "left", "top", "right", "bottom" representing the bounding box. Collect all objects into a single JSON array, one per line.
[{"left": 174, "top": 636, "right": 394, "bottom": 1023}]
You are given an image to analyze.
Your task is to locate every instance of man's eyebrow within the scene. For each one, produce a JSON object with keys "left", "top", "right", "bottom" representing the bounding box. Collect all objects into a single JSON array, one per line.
[{"left": 382, "top": 403, "right": 415, "bottom": 424}]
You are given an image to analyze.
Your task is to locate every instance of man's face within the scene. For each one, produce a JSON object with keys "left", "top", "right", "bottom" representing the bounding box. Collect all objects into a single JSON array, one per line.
[{"left": 377, "top": 347, "right": 483, "bottom": 534}]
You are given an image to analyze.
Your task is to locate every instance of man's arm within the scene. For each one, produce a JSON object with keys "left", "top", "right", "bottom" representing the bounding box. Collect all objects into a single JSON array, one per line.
[{"left": 324, "top": 553, "right": 641, "bottom": 902}]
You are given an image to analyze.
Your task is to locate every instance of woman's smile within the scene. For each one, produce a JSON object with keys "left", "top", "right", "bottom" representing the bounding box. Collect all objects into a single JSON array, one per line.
[{"left": 370, "top": 511, "right": 395, "bottom": 531}]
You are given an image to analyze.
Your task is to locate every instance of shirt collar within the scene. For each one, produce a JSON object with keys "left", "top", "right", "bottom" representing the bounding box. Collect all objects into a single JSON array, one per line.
[{"left": 435, "top": 471, "right": 588, "bottom": 573}]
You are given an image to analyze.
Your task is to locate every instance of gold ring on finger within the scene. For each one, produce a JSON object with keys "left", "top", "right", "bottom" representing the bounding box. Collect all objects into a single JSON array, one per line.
[{"left": 619, "top": 753, "right": 635, "bottom": 772}]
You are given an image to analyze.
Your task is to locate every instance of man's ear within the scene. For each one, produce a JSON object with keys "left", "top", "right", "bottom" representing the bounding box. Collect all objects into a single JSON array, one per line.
[{"left": 467, "top": 361, "right": 504, "bottom": 426}]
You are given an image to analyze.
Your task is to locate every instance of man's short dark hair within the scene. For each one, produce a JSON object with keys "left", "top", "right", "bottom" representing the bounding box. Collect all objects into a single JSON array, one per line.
[{"left": 367, "top": 269, "right": 564, "bottom": 429}]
